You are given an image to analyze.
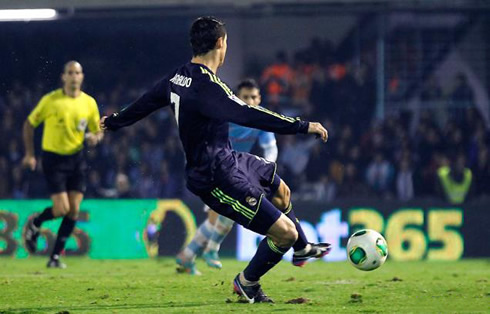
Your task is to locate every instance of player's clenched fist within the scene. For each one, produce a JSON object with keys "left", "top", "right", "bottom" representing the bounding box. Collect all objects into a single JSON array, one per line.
[{"left": 307, "top": 122, "right": 328, "bottom": 143}]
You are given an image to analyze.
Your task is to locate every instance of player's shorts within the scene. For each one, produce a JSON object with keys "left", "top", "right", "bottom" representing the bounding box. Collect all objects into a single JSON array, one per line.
[
  {"left": 200, "top": 152, "right": 282, "bottom": 235},
  {"left": 42, "top": 150, "right": 87, "bottom": 194}
]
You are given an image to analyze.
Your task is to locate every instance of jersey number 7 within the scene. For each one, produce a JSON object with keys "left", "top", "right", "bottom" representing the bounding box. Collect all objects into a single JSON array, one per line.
[{"left": 171, "top": 92, "right": 180, "bottom": 126}]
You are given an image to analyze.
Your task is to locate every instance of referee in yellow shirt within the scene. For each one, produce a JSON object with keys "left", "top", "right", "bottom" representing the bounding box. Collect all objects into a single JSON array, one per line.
[{"left": 22, "top": 61, "right": 103, "bottom": 268}]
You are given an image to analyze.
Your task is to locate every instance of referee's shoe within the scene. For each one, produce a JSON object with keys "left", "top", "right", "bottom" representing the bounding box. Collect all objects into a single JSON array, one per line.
[
  {"left": 47, "top": 255, "right": 67, "bottom": 269},
  {"left": 24, "top": 218, "right": 40, "bottom": 253}
]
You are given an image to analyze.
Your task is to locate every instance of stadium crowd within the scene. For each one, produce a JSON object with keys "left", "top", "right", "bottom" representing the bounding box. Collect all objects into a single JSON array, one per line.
[
  {"left": 0, "top": 40, "right": 488, "bottom": 203},
  {"left": 258, "top": 40, "right": 489, "bottom": 203}
]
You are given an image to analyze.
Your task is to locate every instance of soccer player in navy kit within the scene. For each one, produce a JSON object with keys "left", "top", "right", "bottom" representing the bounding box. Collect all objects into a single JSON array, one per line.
[
  {"left": 176, "top": 79, "right": 280, "bottom": 274},
  {"left": 101, "top": 17, "right": 330, "bottom": 303}
]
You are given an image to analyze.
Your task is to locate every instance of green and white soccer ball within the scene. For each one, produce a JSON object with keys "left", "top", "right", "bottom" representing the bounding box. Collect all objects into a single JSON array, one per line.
[{"left": 347, "top": 229, "right": 388, "bottom": 271}]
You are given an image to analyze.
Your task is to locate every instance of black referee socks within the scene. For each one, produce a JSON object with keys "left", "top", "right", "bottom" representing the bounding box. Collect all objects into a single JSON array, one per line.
[
  {"left": 33, "top": 207, "right": 55, "bottom": 228},
  {"left": 51, "top": 216, "right": 76, "bottom": 259}
]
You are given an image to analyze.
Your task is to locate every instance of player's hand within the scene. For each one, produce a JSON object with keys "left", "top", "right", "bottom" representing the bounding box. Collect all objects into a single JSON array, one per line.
[
  {"left": 22, "top": 155, "right": 37, "bottom": 171},
  {"left": 308, "top": 122, "right": 328, "bottom": 143},
  {"left": 100, "top": 116, "right": 108, "bottom": 131},
  {"left": 85, "top": 133, "right": 99, "bottom": 147}
]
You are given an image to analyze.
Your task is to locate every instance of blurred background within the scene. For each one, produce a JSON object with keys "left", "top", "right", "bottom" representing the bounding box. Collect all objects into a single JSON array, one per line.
[{"left": 0, "top": 0, "right": 489, "bottom": 260}]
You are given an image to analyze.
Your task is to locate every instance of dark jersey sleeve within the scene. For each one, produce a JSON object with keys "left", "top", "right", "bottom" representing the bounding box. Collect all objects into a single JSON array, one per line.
[
  {"left": 104, "top": 78, "right": 170, "bottom": 131},
  {"left": 198, "top": 80, "right": 309, "bottom": 135}
]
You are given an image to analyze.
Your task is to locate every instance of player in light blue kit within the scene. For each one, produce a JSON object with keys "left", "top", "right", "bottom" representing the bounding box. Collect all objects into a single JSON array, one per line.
[{"left": 177, "top": 79, "right": 278, "bottom": 274}]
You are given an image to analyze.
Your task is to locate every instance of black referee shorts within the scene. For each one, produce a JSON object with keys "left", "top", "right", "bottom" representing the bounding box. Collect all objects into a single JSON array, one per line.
[{"left": 42, "top": 150, "right": 87, "bottom": 194}]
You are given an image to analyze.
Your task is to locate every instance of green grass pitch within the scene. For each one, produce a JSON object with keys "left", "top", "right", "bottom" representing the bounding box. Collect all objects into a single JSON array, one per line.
[{"left": 0, "top": 257, "right": 488, "bottom": 313}]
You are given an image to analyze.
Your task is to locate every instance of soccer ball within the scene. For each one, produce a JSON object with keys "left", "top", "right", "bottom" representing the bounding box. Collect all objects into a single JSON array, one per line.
[{"left": 347, "top": 229, "right": 388, "bottom": 271}]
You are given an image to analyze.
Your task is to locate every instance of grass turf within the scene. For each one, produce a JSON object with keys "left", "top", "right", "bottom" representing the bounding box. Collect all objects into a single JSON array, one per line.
[{"left": 0, "top": 257, "right": 488, "bottom": 313}]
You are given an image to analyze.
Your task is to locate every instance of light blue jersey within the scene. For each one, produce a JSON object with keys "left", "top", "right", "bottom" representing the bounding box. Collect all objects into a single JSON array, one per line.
[{"left": 229, "top": 123, "right": 278, "bottom": 162}]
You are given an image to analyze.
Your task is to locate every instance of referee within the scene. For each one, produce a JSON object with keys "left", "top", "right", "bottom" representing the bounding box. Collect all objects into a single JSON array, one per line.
[{"left": 22, "top": 61, "right": 103, "bottom": 268}]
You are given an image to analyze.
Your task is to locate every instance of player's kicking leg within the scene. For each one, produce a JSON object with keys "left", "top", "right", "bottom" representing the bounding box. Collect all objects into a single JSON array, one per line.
[
  {"left": 202, "top": 156, "right": 330, "bottom": 271},
  {"left": 272, "top": 180, "right": 331, "bottom": 267},
  {"left": 232, "top": 197, "right": 297, "bottom": 303},
  {"left": 176, "top": 208, "right": 218, "bottom": 275}
]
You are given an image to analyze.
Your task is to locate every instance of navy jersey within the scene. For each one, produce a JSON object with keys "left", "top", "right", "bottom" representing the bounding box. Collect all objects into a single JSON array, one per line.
[{"left": 104, "top": 63, "right": 309, "bottom": 194}]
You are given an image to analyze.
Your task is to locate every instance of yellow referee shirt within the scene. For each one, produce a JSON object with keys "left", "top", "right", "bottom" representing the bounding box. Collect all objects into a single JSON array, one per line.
[{"left": 27, "top": 89, "right": 101, "bottom": 155}]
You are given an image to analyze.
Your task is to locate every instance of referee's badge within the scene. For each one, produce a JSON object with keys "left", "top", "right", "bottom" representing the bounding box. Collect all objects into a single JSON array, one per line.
[
  {"left": 77, "top": 118, "right": 88, "bottom": 131},
  {"left": 246, "top": 196, "right": 257, "bottom": 207}
]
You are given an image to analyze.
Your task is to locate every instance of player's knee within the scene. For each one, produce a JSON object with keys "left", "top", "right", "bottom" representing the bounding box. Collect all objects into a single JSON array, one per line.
[
  {"left": 53, "top": 203, "right": 69, "bottom": 216},
  {"left": 284, "top": 225, "right": 298, "bottom": 247},
  {"left": 67, "top": 201, "right": 80, "bottom": 219},
  {"left": 276, "top": 219, "right": 297, "bottom": 248}
]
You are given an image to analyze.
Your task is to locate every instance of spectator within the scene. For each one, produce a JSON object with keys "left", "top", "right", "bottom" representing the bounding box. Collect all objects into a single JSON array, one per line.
[
  {"left": 115, "top": 172, "right": 133, "bottom": 198},
  {"left": 290, "top": 52, "right": 314, "bottom": 111},
  {"left": 437, "top": 154, "right": 473, "bottom": 204},
  {"left": 366, "top": 152, "right": 394, "bottom": 197},
  {"left": 396, "top": 157, "right": 414, "bottom": 201},
  {"left": 261, "top": 51, "right": 293, "bottom": 109},
  {"left": 279, "top": 137, "right": 316, "bottom": 191},
  {"left": 11, "top": 166, "right": 27, "bottom": 199},
  {"left": 304, "top": 143, "right": 335, "bottom": 201},
  {"left": 86, "top": 170, "right": 106, "bottom": 198},
  {"left": 136, "top": 164, "right": 159, "bottom": 198}
]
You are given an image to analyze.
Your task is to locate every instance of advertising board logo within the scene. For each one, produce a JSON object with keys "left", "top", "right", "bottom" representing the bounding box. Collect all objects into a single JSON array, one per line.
[{"left": 143, "top": 200, "right": 196, "bottom": 257}]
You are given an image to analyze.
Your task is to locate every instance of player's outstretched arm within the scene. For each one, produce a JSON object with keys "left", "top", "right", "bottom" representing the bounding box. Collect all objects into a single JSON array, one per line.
[
  {"left": 102, "top": 79, "right": 170, "bottom": 131},
  {"left": 200, "top": 82, "right": 310, "bottom": 135}
]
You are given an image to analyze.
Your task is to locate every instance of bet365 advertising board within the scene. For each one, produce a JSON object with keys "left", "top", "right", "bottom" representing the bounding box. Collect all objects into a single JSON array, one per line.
[{"left": 0, "top": 199, "right": 488, "bottom": 259}]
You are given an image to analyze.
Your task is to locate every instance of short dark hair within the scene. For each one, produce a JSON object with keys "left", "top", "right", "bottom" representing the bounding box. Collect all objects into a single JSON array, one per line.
[
  {"left": 237, "top": 78, "right": 260, "bottom": 93},
  {"left": 190, "top": 16, "right": 226, "bottom": 56}
]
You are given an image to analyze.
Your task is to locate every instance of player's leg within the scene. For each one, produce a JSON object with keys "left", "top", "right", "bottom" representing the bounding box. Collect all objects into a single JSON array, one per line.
[
  {"left": 47, "top": 191, "right": 82, "bottom": 268},
  {"left": 272, "top": 180, "right": 331, "bottom": 266},
  {"left": 233, "top": 197, "right": 297, "bottom": 303},
  {"left": 47, "top": 153, "right": 86, "bottom": 268},
  {"left": 24, "top": 173, "right": 70, "bottom": 254},
  {"left": 200, "top": 180, "right": 292, "bottom": 302},
  {"left": 271, "top": 180, "right": 309, "bottom": 251},
  {"left": 33, "top": 196, "right": 65, "bottom": 227},
  {"left": 203, "top": 162, "right": 300, "bottom": 302},
  {"left": 241, "top": 152, "right": 330, "bottom": 266},
  {"left": 202, "top": 214, "right": 234, "bottom": 269},
  {"left": 25, "top": 153, "right": 71, "bottom": 253},
  {"left": 176, "top": 208, "right": 217, "bottom": 275}
]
